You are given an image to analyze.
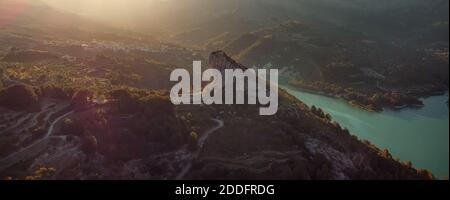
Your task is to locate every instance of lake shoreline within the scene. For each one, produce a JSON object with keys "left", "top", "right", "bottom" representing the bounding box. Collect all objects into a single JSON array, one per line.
[
  {"left": 286, "top": 82, "right": 448, "bottom": 113},
  {"left": 283, "top": 85, "right": 449, "bottom": 178}
]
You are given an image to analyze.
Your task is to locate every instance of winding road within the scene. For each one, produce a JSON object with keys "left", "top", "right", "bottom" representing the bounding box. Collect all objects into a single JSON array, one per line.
[
  {"left": 0, "top": 111, "right": 74, "bottom": 172},
  {"left": 176, "top": 118, "right": 224, "bottom": 180}
]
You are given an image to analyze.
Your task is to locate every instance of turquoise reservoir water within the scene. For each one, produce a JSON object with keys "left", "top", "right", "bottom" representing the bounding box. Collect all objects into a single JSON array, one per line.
[{"left": 283, "top": 86, "right": 449, "bottom": 178}]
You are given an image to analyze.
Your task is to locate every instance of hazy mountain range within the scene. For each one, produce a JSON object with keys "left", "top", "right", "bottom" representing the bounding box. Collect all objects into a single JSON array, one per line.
[
  {"left": 0, "top": 0, "right": 447, "bottom": 179},
  {"left": 42, "top": 0, "right": 448, "bottom": 44}
]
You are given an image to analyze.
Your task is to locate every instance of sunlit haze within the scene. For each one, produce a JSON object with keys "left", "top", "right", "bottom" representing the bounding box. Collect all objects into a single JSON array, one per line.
[{"left": 0, "top": 0, "right": 448, "bottom": 184}]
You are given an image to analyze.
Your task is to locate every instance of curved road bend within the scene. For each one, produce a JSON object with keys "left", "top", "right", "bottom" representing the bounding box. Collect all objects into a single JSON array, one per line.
[
  {"left": 176, "top": 118, "right": 224, "bottom": 180},
  {"left": 0, "top": 111, "right": 74, "bottom": 172}
]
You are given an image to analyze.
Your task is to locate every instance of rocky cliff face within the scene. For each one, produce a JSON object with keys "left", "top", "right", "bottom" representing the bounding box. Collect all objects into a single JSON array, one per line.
[
  {"left": 209, "top": 50, "right": 248, "bottom": 72},
  {"left": 185, "top": 51, "right": 434, "bottom": 180}
]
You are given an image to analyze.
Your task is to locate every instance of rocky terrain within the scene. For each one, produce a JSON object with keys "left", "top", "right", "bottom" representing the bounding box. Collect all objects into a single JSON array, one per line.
[
  {"left": 212, "top": 20, "right": 448, "bottom": 112},
  {"left": 0, "top": 0, "right": 446, "bottom": 180},
  {"left": 40, "top": 1, "right": 450, "bottom": 106},
  {"left": 0, "top": 49, "right": 434, "bottom": 180}
]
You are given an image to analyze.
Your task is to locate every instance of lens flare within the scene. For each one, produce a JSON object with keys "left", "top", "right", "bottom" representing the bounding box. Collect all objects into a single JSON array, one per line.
[{"left": 0, "top": 0, "right": 30, "bottom": 28}]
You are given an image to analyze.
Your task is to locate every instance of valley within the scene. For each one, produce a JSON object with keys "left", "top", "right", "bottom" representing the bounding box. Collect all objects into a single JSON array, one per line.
[{"left": 0, "top": 0, "right": 448, "bottom": 180}]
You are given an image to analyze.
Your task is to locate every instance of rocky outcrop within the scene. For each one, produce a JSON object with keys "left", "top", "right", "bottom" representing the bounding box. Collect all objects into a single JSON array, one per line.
[
  {"left": 209, "top": 51, "right": 247, "bottom": 73},
  {"left": 185, "top": 53, "right": 434, "bottom": 180}
]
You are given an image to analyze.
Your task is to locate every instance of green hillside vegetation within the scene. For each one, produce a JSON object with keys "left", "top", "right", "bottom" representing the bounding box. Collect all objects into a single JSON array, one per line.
[{"left": 0, "top": 0, "right": 445, "bottom": 180}]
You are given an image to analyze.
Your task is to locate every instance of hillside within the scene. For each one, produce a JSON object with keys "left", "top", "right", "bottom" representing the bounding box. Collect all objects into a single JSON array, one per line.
[
  {"left": 0, "top": 48, "right": 434, "bottom": 179},
  {"left": 0, "top": 0, "right": 444, "bottom": 180},
  {"left": 43, "top": 0, "right": 446, "bottom": 47},
  {"left": 209, "top": 19, "right": 448, "bottom": 111},
  {"left": 0, "top": 0, "right": 204, "bottom": 67}
]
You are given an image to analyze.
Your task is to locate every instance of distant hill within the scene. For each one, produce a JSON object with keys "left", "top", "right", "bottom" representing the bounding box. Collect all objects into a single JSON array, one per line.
[
  {"left": 0, "top": 0, "right": 159, "bottom": 54},
  {"left": 0, "top": 0, "right": 443, "bottom": 180},
  {"left": 38, "top": 0, "right": 448, "bottom": 50},
  {"left": 0, "top": 49, "right": 435, "bottom": 180}
]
